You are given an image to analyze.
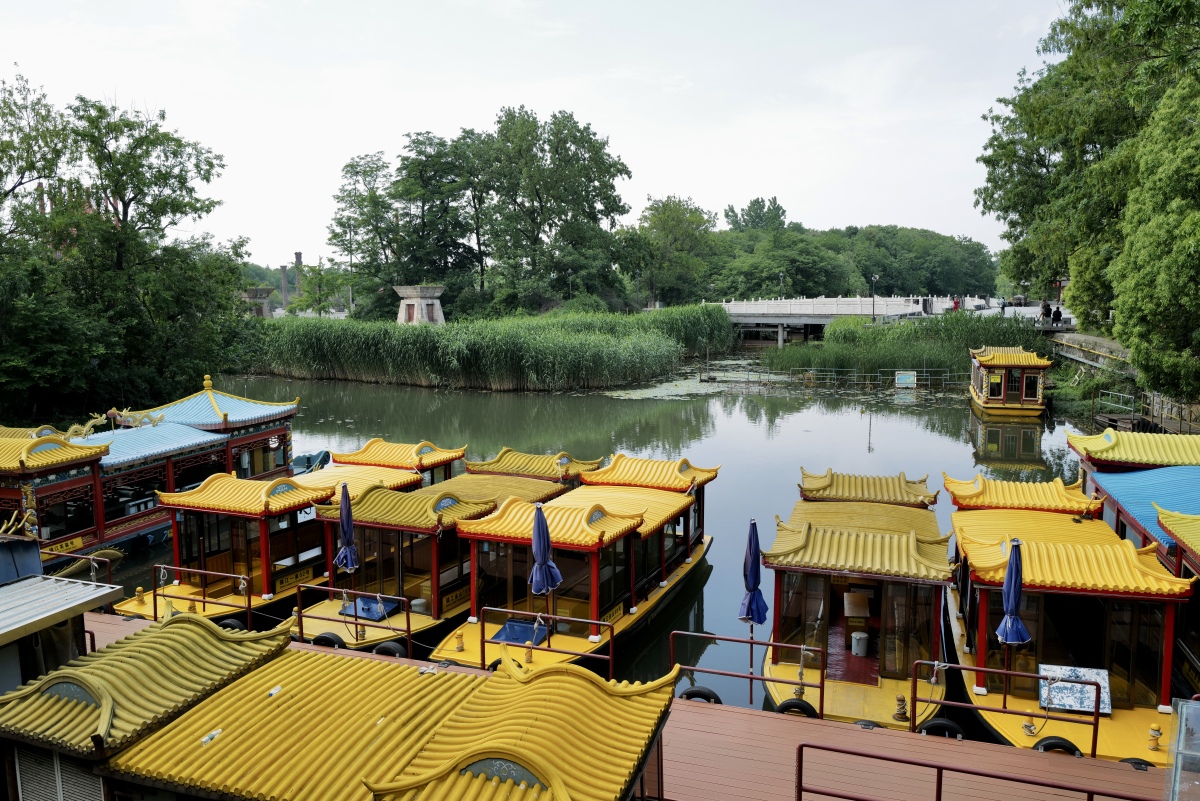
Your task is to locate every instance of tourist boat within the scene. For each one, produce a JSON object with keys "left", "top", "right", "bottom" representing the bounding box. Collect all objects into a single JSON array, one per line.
[
  {"left": 1071, "top": 428, "right": 1200, "bottom": 486},
  {"left": 465, "top": 446, "right": 602, "bottom": 484},
  {"left": 944, "top": 508, "right": 1193, "bottom": 764},
  {"left": 293, "top": 473, "right": 569, "bottom": 655},
  {"left": 330, "top": 438, "right": 466, "bottom": 485},
  {"left": 799, "top": 467, "right": 937, "bottom": 507},
  {"left": 967, "top": 346, "right": 1051, "bottom": 417},
  {"left": 942, "top": 473, "right": 1101, "bottom": 515},
  {"left": 760, "top": 498, "right": 951, "bottom": 730},
  {"left": 429, "top": 455, "right": 718, "bottom": 671},
  {"left": 968, "top": 410, "right": 1047, "bottom": 471},
  {"left": 1154, "top": 506, "right": 1200, "bottom": 698}
]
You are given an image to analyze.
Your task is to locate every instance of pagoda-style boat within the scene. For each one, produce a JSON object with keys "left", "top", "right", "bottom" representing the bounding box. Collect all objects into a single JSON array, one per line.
[
  {"left": 799, "top": 467, "right": 937, "bottom": 507},
  {"left": 113, "top": 473, "right": 338, "bottom": 624},
  {"left": 429, "top": 455, "right": 718, "bottom": 671},
  {"left": 760, "top": 499, "right": 951, "bottom": 729},
  {"left": 968, "top": 346, "right": 1051, "bottom": 417},
  {"left": 1070, "top": 429, "right": 1200, "bottom": 495},
  {"left": 942, "top": 473, "right": 1102, "bottom": 515},
  {"left": 330, "top": 438, "right": 465, "bottom": 485},
  {"left": 287, "top": 462, "right": 423, "bottom": 497},
  {"left": 945, "top": 509, "right": 1193, "bottom": 764},
  {"left": 1155, "top": 506, "right": 1200, "bottom": 698},
  {"left": 294, "top": 473, "right": 568, "bottom": 655},
  {"left": 465, "top": 447, "right": 602, "bottom": 483},
  {"left": 1088, "top": 467, "right": 1200, "bottom": 575}
]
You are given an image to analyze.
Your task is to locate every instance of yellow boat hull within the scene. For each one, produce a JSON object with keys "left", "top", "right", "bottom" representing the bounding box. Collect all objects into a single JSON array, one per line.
[{"left": 969, "top": 386, "right": 1044, "bottom": 417}]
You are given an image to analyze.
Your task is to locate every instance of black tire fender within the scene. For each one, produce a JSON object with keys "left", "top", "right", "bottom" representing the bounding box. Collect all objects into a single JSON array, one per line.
[
  {"left": 1119, "top": 757, "right": 1153, "bottom": 771},
  {"left": 679, "top": 686, "right": 722, "bottom": 704},
  {"left": 918, "top": 717, "right": 965, "bottom": 738},
  {"left": 372, "top": 641, "right": 408, "bottom": 658},
  {"left": 1033, "top": 735, "right": 1082, "bottom": 757},
  {"left": 218, "top": 618, "right": 246, "bottom": 631},
  {"left": 312, "top": 632, "right": 345, "bottom": 649},
  {"left": 776, "top": 699, "right": 818, "bottom": 718}
]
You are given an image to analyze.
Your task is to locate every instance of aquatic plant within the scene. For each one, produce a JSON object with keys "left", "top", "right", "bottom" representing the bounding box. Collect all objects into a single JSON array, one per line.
[{"left": 253, "top": 306, "right": 733, "bottom": 391}]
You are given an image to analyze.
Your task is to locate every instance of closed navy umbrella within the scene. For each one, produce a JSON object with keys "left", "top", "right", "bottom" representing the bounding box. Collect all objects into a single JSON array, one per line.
[
  {"left": 529, "top": 503, "right": 562, "bottom": 595},
  {"left": 333, "top": 483, "right": 359, "bottom": 574},
  {"left": 995, "top": 538, "right": 1030, "bottom": 645},
  {"left": 738, "top": 519, "right": 768, "bottom": 627}
]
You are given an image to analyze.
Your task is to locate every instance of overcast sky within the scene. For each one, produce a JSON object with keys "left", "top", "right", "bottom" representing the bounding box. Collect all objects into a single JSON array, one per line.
[{"left": 3, "top": 1, "right": 1063, "bottom": 267}]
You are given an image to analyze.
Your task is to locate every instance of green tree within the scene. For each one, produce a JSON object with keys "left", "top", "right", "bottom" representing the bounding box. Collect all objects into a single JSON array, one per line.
[
  {"left": 289, "top": 257, "right": 345, "bottom": 317},
  {"left": 633, "top": 195, "right": 716, "bottom": 305}
]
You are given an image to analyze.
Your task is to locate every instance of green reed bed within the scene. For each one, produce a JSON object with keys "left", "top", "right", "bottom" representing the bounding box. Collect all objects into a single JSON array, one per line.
[
  {"left": 764, "top": 313, "right": 1051, "bottom": 374},
  {"left": 254, "top": 306, "right": 733, "bottom": 391}
]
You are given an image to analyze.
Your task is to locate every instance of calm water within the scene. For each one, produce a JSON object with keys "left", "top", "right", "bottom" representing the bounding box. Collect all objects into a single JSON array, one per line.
[{"left": 124, "top": 368, "right": 1083, "bottom": 706}]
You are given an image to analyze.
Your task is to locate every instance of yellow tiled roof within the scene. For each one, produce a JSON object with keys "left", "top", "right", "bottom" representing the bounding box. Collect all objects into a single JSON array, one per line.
[
  {"left": 942, "top": 473, "right": 1101, "bottom": 514},
  {"left": 369, "top": 658, "right": 678, "bottom": 801},
  {"left": 465, "top": 446, "right": 603, "bottom": 481},
  {"left": 290, "top": 464, "right": 423, "bottom": 498},
  {"left": 764, "top": 520, "right": 952, "bottom": 581},
  {"left": 435, "top": 473, "right": 570, "bottom": 504},
  {"left": 107, "top": 649, "right": 487, "bottom": 801},
  {"left": 1068, "top": 428, "right": 1200, "bottom": 467},
  {"left": 799, "top": 467, "right": 938, "bottom": 507},
  {"left": 781, "top": 499, "right": 942, "bottom": 539},
  {"left": 953, "top": 509, "right": 1194, "bottom": 596},
  {"left": 0, "top": 614, "right": 290, "bottom": 757},
  {"left": 316, "top": 485, "right": 497, "bottom": 532},
  {"left": 1155, "top": 504, "right": 1200, "bottom": 557},
  {"left": 331, "top": 438, "right": 466, "bottom": 470},
  {"left": 457, "top": 497, "right": 642, "bottom": 548},
  {"left": 969, "top": 346, "right": 1053, "bottom": 368},
  {"left": 157, "top": 473, "right": 334, "bottom": 515},
  {"left": 0, "top": 435, "right": 108, "bottom": 473},
  {"left": 0, "top": 424, "right": 64, "bottom": 439},
  {"left": 580, "top": 453, "right": 719, "bottom": 492},
  {"left": 547, "top": 485, "right": 694, "bottom": 537}
]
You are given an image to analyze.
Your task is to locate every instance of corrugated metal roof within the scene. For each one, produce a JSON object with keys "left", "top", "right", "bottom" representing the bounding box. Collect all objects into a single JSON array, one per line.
[
  {"left": 942, "top": 473, "right": 1100, "bottom": 514},
  {"left": 0, "top": 614, "right": 290, "bottom": 757},
  {"left": 969, "top": 346, "right": 1052, "bottom": 368},
  {"left": 74, "top": 423, "right": 228, "bottom": 469},
  {"left": 953, "top": 509, "right": 1194, "bottom": 596},
  {"left": 0, "top": 576, "right": 124, "bottom": 647},
  {"left": 370, "top": 659, "right": 677, "bottom": 801},
  {"left": 1157, "top": 505, "right": 1200, "bottom": 560},
  {"left": 1068, "top": 428, "right": 1200, "bottom": 467},
  {"left": 330, "top": 438, "right": 466, "bottom": 470},
  {"left": 0, "top": 436, "right": 108, "bottom": 473},
  {"left": 580, "top": 453, "right": 719, "bottom": 492},
  {"left": 157, "top": 473, "right": 334, "bottom": 515},
  {"left": 465, "top": 446, "right": 603, "bottom": 481},
  {"left": 1091, "top": 467, "right": 1200, "bottom": 548},
  {"left": 799, "top": 468, "right": 938, "bottom": 507},
  {"left": 764, "top": 520, "right": 952, "bottom": 580},
  {"left": 435, "top": 473, "right": 571, "bottom": 504},
  {"left": 457, "top": 497, "right": 641, "bottom": 548},
  {"left": 547, "top": 485, "right": 694, "bottom": 537},
  {"left": 316, "top": 485, "right": 497, "bottom": 531},
  {"left": 131, "top": 376, "right": 297, "bottom": 430},
  {"left": 289, "top": 463, "right": 423, "bottom": 498}
]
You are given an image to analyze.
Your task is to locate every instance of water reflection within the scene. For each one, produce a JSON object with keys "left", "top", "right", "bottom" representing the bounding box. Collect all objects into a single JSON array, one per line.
[{"left": 206, "top": 373, "right": 1081, "bottom": 697}]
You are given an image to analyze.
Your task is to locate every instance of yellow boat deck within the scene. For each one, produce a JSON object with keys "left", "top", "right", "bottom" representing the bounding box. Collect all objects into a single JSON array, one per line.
[
  {"left": 291, "top": 593, "right": 473, "bottom": 650},
  {"left": 945, "top": 586, "right": 1174, "bottom": 765},
  {"left": 113, "top": 576, "right": 326, "bottom": 621},
  {"left": 430, "top": 537, "right": 712, "bottom": 669},
  {"left": 762, "top": 658, "right": 944, "bottom": 730}
]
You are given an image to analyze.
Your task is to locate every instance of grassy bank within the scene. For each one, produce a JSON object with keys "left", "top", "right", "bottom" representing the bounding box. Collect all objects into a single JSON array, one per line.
[
  {"left": 763, "top": 314, "right": 1051, "bottom": 374},
  {"left": 1043, "top": 364, "right": 1138, "bottom": 421},
  {"left": 253, "top": 305, "right": 734, "bottom": 391}
]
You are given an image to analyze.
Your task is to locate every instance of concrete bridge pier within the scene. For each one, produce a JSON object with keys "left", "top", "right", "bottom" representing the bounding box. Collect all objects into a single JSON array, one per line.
[{"left": 777, "top": 324, "right": 785, "bottom": 349}]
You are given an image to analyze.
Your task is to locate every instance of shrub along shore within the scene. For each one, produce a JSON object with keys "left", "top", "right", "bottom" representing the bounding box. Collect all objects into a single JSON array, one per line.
[{"left": 253, "top": 305, "right": 735, "bottom": 391}]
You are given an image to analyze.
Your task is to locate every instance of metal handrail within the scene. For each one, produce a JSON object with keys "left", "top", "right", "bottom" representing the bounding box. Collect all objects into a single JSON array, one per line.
[
  {"left": 152, "top": 564, "right": 254, "bottom": 627},
  {"left": 669, "top": 631, "right": 826, "bottom": 711},
  {"left": 795, "top": 743, "right": 1159, "bottom": 801},
  {"left": 43, "top": 550, "right": 116, "bottom": 611},
  {"left": 909, "top": 660, "right": 1101, "bottom": 758},
  {"left": 294, "top": 583, "right": 411, "bottom": 656},
  {"left": 478, "top": 606, "right": 615, "bottom": 679}
]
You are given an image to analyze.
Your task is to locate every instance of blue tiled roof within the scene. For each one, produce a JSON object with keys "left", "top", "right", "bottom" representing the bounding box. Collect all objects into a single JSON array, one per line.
[
  {"left": 132, "top": 376, "right": 297, "bottom": 430},
  {"left": 1091, "top": 466, "right": 1200, "bottom": 549},
  {"left": 75, "top": 423, "right": 228, "bottom": 468}
]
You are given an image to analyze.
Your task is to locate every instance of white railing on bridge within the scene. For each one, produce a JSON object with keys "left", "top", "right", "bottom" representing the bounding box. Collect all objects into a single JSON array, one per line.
[{"left": 710, "top": 295, "right": 989, "bottom": 318}]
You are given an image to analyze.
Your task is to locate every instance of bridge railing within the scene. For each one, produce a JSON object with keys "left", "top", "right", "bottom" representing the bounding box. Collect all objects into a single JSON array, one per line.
[{"left": 700, "top": 366, "right": 971, "bottom": 389}]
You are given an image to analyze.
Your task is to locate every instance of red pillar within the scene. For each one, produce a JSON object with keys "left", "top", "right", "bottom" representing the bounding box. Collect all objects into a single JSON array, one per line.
[
  {"left": 628, "top": 537, "right": 637, "bottom": 610},
  {"left": 1162, "top": 602, "right": 1177, "bottom": 708},
  {"left": 976, "top": 588, "right": 989, "bottom": 691},
  {"left": 590, "top": 548, "right": 601, "bottom": 638},
  {"left": 932, "top": 585, "right": 944, "bottom": 663},
  {"left": 258, "top": 518, "right": 271, "bottom": 597},
  {"left": 469, "top": 541, "right": 478, "bottom": 619},
  {"left": 165, "top": 456, "right": 175, "bottom": 493},
  {"left": 91, "top": 464, "right": 105, "bottom": 543},
  {"left": 431, "top": 533, "right": 441, "bottom": 619},
  {"left": 323, "top": 521, "right": 334, "bottom": 584},
  {"left": 772, "top": 571, "right": 784, "bottom": 665},
  {"left": 171, "top": 513, "right": 182, "bottom": 571}
]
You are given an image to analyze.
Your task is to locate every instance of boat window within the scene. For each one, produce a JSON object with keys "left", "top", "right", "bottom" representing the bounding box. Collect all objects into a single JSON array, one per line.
[
  {"left": 1019, "top": 428, "right": 1038, "bottom": 457},
  {"left": 985, "top": 591, "right": 1041, "bottom": 695},
  {"left": 1023, "top": 373, "right": 1039, "bottom": 400},
  {"left": 633, "top": 532, "right": 663, "bottom": 602},
  {"left": 880, "top": 583, "right": 935, "bottom": 680},
  {"left": 1006, "top": 369, "right": 1021, "bottom": 396},
  {"left": 775, "top": 572, "right": 827, "bottom": 666},
  {"left": 988, "top": 372, "right": 1004, "bottom": 399},
  {"left": 36, "top": 491, "right": 95, "bottom": 542},
  {"left": 476, "top": 541, "right": 531, "bottom": 614},
  {"left": 1108, "top": 601, "right": 1163, "bottom": 708},
  {"left": 598, "top": 538, "right": 629, "bottom": 621},
  {"left": 553, "top": 550, "right": 592, "bottom": 635},
  {"left": 102, "top": 469, "right": 165, "bottom": 523}
]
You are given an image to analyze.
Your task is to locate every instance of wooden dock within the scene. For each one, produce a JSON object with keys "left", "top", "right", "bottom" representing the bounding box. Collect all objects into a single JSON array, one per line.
[{"left": 85, "top": 614, "right": 1163, "bottom": 801}]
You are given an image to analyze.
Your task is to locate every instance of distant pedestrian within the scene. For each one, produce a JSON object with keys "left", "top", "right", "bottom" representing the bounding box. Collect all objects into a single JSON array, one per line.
[
  {"left": 952, "top": 296, "right": 960, "bottom": 312},
  {"left": 1040, "top": 300, "right": 1051, "bottom": 321},
  {"left": 1052, "top": 306, "right": 1062, "bottom": 325},
  {"left": 999, "top": 297, "right": 1007, "bottom": 317}
]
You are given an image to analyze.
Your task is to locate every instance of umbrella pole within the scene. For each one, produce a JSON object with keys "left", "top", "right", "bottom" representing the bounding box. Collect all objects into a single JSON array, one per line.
[
  {"left": 1003, "top": 645, "right": 1010, "bottom": 710},
  {"left": 749, "top": 622, "right": 755, "bottom": 705}
]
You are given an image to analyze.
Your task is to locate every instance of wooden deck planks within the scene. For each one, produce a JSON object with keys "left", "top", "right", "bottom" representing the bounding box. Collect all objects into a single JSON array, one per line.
[
  {"left": 662, "top": 700, "right": 1164, "bottom": 801},
  {"left": 85, "top": 611, "right": 152, "bottom": 649}
]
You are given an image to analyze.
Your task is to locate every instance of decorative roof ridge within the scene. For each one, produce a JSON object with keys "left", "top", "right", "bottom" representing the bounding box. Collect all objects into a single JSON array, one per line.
[
  {"left": 363, "top": 745, "right": 574, "bottom": 799},
  {"left": 496, "top": 645, "right": 681, "bottom": 694},
  {"left": 134, "top": 375, "right": 299, "bottom": 416},
  {"left": 10, "top": 435, "right": 109, "bottom": 468}
]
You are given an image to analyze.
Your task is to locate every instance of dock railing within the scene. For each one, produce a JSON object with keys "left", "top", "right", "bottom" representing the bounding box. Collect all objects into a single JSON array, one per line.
[
  {"left": 478, "top": 606, "right": 615, "bottom": 679},
  {"left": 152, "top": 564, "right": 254, "bottom": 626},
  {"left": 908, "top": 660, "right": 1102, "bottom": 758},
  {"left": 44, "top": 550, "right": 115, "bottom": 611},
  {"left": 294, "top": 583, "right": 411, "bottom": 655},
  {"left": 669, "top": 631, "right": 826, "bottom": 711},
  {"left": 795, "top": 743, "right": 1159, "bottom": 801}
]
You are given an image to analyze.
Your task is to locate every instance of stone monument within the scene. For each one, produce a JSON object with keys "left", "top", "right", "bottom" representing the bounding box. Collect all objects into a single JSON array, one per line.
[{"left": 394, "top": 285, "right": 446, "bottom": 325}]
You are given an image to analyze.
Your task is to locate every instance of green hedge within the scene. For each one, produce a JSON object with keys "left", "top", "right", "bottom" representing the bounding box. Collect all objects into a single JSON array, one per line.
[{"left": 253, "top": 305, "right": 734, "bottom": 391}]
